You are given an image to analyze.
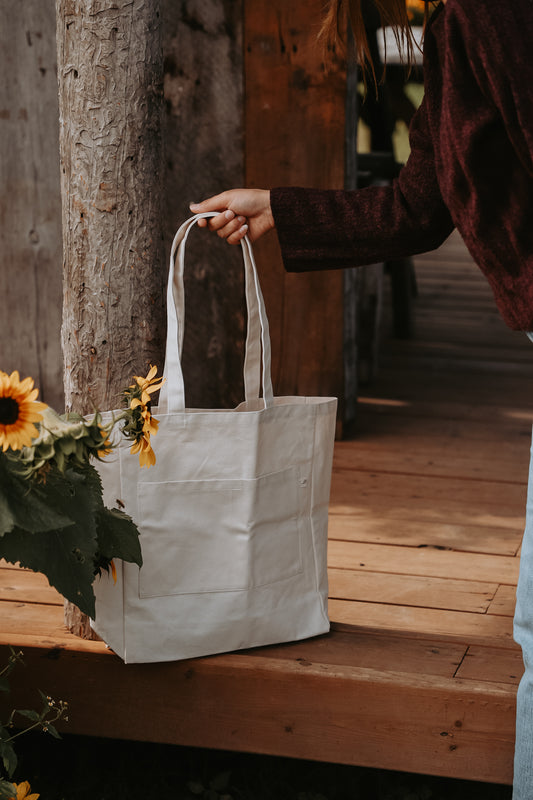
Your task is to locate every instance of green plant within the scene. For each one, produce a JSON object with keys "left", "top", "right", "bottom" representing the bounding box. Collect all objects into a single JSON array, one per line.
[
  {"left": 0, "top": 648, "right": 68, "bottom": 799},
  {"left": 0, "top": 366, "right": 164, "bottom": 617}
]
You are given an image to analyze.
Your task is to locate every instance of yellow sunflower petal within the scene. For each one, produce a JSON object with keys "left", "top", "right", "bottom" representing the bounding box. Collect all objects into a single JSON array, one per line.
[
  {"left": 144, "top": 379, "right": 165, "bottom": 395},
  {"left": 143, "top": 416, "right": 159, "bottom": 436},
  {"left": 13, "top": 780, "right": 40, "bottom": 800},
  {"left": 129, "top": 439, "right": 143, "bottom": 455},
  {"left": 138, "top": 443, "right": 156, "bottom": 468}
]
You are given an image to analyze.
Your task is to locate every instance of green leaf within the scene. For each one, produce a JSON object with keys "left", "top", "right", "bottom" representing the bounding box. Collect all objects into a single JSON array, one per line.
[
  {"left": 44, "top": 723, "right": 61, "bottom": 739},
  {"left": 0, "top": 491, "right": 15, "bottom": 538},
  {"left": 0, "top": 523, "right": 97, "bottom": 617},
  {"left": 95, "top": 507, "right": 142, "bottom": 567},
  {"left": 0, "top": 455, "right": 73, "bottom": 536},
  {"left": 0, "top": 679, "right": 9, "bottom": 694},
  {"left": 0, "top": 778, "right": 16, "bottom": 800},
  {"left": 0, "top": 733, "right": 17, "bottom": 778},
  {"left": 0, "top": 467, "right": 101, "bottom": 617},
  {"left": 14, "top": 709, "right": 41, "bottom": 723}
]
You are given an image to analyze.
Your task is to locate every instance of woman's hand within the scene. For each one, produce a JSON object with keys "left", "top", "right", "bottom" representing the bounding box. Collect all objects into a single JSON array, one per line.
[{"left": 189, "top": 189, "right": 274, "bottom": 245}]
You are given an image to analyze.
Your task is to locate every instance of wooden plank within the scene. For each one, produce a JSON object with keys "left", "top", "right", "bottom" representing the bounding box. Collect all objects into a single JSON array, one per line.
[
  {"left": 330, "top": 473, "right": 526, "bottom": 532},
  {"left": 359, "top": 370, "right": 533, "bottom": 409},
  {"left": 0, "top": 565, "right": 63, "bottom": 605},
  {"left": 340, "top": 404, "right": 531, "bottom": 436},
  {"left": 328, "top": 568, "right": 497, "bottom": 613},
  {"left": 328, "top": 514, "right": 521, "bottom": 556},
  {"left": 488, "top": 584, "right": 518, "bottom": 617},
  {"left": 334, "top": 445, "right": 528, "bottom": 485},
  {"left": 455, "top": 645, "right": 523, "bottom": 685},
  {"left": 383, "top": 341, "right": 533, "bottom": 369},
  {"left": 329, "top": 599, "right": 516, "bottom": 647},
  {"left": 243, "top": 630, "right": 467, "bottom": 678},
  {"left": 0, "top": 641, "right": 516, "bottom": 785},
  {"left": 0, "top": 599, "right": 73, "bottom": 641},
  {"left": 328, "top": 541, "right": 520, "bottom": 585},
  {"left": 343, "top": 407, "right": 533, "bottom": 448},
  {"left": 330, "top": 467, "right": 527, "bottom": 509},
  {"left": 0, "top": 599, "right": 106, "bottom": 653},
  {"left": 380, "top": 351, "right": 532, "bottom": 376}
]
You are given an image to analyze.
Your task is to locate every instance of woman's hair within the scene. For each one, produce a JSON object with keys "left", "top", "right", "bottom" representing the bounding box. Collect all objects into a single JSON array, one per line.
[{"left": 320, "top": 0, "right": 428, "bottom": 82}]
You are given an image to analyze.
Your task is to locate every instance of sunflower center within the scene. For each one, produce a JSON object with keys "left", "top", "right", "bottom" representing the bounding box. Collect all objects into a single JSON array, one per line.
[{"left": 0, "top": 397, "right": 20, "bottom": 425}]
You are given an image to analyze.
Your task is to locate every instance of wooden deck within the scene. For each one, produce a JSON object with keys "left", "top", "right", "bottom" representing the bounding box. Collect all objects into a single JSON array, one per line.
[{"left": 1, "top": 231, "right": 532, "bottom": 785}]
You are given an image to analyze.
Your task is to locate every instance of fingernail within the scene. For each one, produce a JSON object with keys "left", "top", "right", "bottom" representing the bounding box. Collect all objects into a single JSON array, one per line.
[
  {"left": 240, "top": 224, "right": 248, "bottom": 234},
  {"left": 189, "top": 202, "right": 198, "bottom": 209},
  {"left": 225, "top": 209, "right": 235, "bottom": 220},
  {"left": 237, "top": 216, "right": 245, "bottom": 223}
]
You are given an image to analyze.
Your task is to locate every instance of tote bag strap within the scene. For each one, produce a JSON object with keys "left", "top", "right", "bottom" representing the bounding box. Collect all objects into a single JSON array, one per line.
[{"left": 158, "top": 213, "right": 274, "bottom": 414}]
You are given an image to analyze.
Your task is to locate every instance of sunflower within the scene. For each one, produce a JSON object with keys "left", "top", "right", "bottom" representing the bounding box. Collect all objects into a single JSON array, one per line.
[
  {"left": 10, "top": 781, "right": 40, "bottom": 800},
  {"left": 122, "top": 366, "right": 164, "bottom": 469},
  {"left": 0, "top": 371, "right": 47, "bottom": 453}
]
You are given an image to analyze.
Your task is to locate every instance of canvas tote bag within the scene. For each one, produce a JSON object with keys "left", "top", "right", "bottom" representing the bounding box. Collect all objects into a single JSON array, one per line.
[{"left": 91, "top": 213, "right": 337, "bottom": 663}]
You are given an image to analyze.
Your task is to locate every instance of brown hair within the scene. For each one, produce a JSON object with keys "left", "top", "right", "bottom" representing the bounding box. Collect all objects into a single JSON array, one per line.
[{"left": 320, "top": 0, "right": 428, "bottom": 83}]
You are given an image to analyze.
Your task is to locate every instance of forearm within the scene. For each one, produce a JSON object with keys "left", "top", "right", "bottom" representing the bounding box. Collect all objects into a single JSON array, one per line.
[{"left": 271, "top": 180, "right": 454, "bottom": 273}]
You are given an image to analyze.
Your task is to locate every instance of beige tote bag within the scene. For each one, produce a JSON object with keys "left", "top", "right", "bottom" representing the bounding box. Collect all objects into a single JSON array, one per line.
[{"left": 91, "top": 213, "right": 337, "bottom": 663}]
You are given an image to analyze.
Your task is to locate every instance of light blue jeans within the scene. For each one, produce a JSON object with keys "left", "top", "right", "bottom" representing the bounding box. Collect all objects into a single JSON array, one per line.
[{"left": 513, "top": 331, "right": 533, "bottom": 798}]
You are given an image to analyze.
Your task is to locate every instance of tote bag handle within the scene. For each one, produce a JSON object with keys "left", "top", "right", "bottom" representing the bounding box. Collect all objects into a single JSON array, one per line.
[{"left": 158, "top": 213, "right": 274, "bottom": 414}]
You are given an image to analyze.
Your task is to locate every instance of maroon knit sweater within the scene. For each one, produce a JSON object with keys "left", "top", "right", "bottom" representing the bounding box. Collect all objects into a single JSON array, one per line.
[{"left": 270, "top": 0, "right": 533, "bottom": 330}]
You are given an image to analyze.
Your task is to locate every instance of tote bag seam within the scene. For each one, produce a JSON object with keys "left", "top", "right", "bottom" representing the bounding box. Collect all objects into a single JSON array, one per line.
[
  {"left": 308, "top": 403, "right": 331, "bottom": 625},
  {"left": 119, "top": 446, "right": 129, "bottom": 657}
]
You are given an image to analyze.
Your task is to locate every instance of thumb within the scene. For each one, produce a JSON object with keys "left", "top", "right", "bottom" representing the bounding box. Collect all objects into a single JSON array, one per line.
[{"left": 189, "top": 193, "right": 230, "bottom": 214}]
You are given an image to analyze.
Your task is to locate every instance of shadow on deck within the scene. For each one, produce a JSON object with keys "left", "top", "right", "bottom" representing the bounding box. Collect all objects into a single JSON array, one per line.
[{"left": 1, "top": 232, "right": 531, "bottom": 786}]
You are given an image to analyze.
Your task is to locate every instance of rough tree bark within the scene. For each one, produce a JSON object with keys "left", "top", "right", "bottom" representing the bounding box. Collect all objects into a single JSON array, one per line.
[{"left": 56, "top": 0, "right": 165, "bottom": 635}]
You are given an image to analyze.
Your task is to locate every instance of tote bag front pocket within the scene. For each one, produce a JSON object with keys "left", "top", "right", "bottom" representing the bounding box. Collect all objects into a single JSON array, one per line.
[{"left": 137, "top": 464, "right": 307, "bottom": 598}]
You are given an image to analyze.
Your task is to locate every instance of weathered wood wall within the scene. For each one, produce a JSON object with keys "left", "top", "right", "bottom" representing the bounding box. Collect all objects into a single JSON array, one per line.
[{"left": 0, "top": 0, "right": 63, "bottom": 409}]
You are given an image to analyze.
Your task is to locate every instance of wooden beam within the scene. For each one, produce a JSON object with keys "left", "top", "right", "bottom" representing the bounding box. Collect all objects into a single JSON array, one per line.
[
  {"left": 244, "top": 0, "right": 346, "bottom": 405},
  {"left": 0, "top": 637, "right": 516, "bottom": 785}
]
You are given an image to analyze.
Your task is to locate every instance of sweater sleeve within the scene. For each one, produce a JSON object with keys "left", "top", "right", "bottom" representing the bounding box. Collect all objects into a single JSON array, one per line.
[
  {"left": 452, "top": 0, "right": 533, "bottom": 175},
  {"left": 270, "top": 93, "right": 454, "bottom": 273}
]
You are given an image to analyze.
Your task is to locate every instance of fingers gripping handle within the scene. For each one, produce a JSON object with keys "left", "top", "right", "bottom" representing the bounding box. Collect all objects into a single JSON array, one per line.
[{"left": 158, "top": 213, "right": 274, "bottom": 414}]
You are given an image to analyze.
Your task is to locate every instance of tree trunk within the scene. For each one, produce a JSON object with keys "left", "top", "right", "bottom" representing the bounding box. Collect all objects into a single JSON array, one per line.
[{"left": 56, "top": 0, "right": 165, "bottom": 634}]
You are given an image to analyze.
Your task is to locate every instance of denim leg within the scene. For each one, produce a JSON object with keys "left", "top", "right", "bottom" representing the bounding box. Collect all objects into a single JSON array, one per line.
[{"left": 513, "top": 433, "right": 533, "bottom": 798}]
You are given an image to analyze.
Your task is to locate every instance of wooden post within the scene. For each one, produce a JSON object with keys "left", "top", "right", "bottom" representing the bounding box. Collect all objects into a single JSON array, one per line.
[
  {"left": 244, "top": 0, "right": 347, "bottom": 428},
  {"left": 56, "top": 0, "right": 165, "bottom": 634}
]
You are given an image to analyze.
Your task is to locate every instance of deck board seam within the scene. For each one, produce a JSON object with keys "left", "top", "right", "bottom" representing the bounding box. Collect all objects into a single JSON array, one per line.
[{"left": 333, "top": 466, "right": 528, "bottom": 487}]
